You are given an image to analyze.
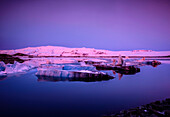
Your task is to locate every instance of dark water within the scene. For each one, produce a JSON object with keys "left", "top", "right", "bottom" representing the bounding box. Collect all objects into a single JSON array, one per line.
[{"left": 0, "top": 63, "right": 170, "bottom": 117}]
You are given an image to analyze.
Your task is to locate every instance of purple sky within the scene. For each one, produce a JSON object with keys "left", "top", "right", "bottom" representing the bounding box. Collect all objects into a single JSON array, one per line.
[{"left": 0, "top": 0, "right": 170, "bottom": 51}]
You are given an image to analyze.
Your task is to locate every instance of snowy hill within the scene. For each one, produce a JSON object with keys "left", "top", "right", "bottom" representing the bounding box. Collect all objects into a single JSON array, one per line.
[{"left": 0, "top": 46, "right": 170, "bottom": 57}]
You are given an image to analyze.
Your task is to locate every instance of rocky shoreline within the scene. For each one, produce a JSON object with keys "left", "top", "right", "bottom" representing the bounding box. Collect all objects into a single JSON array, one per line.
[
  {"left": 103, "top": 98, "right": 170, "bottom": 117},
  {"left": 0, "top": 54, "right": 26, "bottom": 64}
]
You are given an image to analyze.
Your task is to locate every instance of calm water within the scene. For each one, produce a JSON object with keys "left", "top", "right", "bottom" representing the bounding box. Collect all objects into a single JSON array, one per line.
[{"left": 0, "top": 62, "right": 170, "bottom": 117}]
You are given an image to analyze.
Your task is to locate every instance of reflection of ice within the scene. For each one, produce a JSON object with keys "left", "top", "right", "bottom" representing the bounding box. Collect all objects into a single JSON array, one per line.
[
  {"left": 37, "top": 76, "right": 114, "bottom": 82},
  {"left": 118, "top": 73, "right": 123, "bottom": 80},
  {"left": 0, "top": 71, "right": 7, "bottom": 78},
  {"left": 116, "top": 54, "right": 124, "bottom": 66},
  {"left": 0, "top": 75, "right": 7, "bottom": 81}
]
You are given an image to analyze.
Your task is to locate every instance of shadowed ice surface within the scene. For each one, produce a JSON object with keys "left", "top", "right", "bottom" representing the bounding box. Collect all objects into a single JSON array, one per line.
[{"left": 0, "top": 62, "right": 170, "bottom": 117}]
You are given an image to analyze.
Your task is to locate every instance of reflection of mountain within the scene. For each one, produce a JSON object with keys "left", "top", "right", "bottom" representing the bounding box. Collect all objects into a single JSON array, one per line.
[{"left": 36, "top": 75, "right": 114, "bottom": 82}]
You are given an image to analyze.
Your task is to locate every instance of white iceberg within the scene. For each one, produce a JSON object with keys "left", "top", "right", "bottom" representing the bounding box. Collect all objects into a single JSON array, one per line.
[
  {"left": 35, "top": 66, "right": 112, "bottom": 79},
  {"left": 63, "top": 65, "right": 96, "bottom": 71},
  {"left": 0, "top": 61, "right": 6, "bottom": 71},
  {"left": 5, "top": 61, "right": 35, "bottom": 74},
  {"left": 36, "top": 68, "right": 74, "bottom": 78}
]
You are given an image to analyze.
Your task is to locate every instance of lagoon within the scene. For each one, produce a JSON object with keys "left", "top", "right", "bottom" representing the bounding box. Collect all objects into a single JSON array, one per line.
[{"left": 0, "top": 61, "right": 170, "bottom": 117}]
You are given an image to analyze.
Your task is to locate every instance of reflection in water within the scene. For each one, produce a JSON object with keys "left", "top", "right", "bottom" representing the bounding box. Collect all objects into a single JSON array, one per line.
[
  {"left": 145, "top": 60, "right": 161, "bottom": 68},
  {"left": 151, "top": 63, "right": 159, "bottom": 67},
  {"left": 118, "top": 73, "right": 123, "bottom": 80},
  {"left": 0, "top": 76, "right": 7, "bottom": 81},
  {"left": 114, "top": 66, "right": 140, "bottom": 75},
  {"left": 0, "top": 70, "right": 37, "bottom": 81},
  {"left": 111, "top": 66, "right": 141, "bottom": 80},
  {"left": 36, "top": 75, "right": 114, "bottom": 82},
  {"left": 0, "top": 61, "right": 169, "bottom": 117}
]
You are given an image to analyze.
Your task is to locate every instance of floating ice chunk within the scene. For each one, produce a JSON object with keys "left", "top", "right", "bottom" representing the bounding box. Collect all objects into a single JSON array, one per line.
[
  {"left": 35, "top": 68, "right": 112, "bottom": 79},
  {"left": 40, "top": 64, "right": 64, "bottom": 70},
  {"left": 79, "top": 61, "right": 86, "bottom": 66},
  {"left": 4, "top": 61, "right": 35, "bottom": 74},
  {"left": 78, "top": 70, "right": 106, "bottom": 75},
  {"left": 116, "top": 54, "right": 124, "bottom": 66},
  {"left": 23, "top": 61, "right": 39, "bottom": 68},
  {"left": 63, "top": 65, "right": 96, "bottom": 71},
  {"left": 36, "top": 68, "right": 72, "bottom": 78},
  {"left": 0, "top": 71, "right": 7, "bottom": 77},
  {"left": 99, "top": 70, "right": 114, "bottom": 77},
  {"left": 0, "top": 61, "right": 6, "bottom": 71}
]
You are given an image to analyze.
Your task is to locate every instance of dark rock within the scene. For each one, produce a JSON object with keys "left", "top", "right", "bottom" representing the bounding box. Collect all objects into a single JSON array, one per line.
[
  {"left": 113, "top": 66, "right": 140, "bottom": 75},
  {"left": 105, "top": 98, "right": 170, "bottom": 117},
  {"left": 0, "top": 54, "right": 25, "bottom": 64},
  {"left": 164, "top": 110, "right": 170, "bottom": 116},
  {"left": 165, "top": 98, "right": 170, "bottom": 104},
  {"left": 13, "top": 53, "right": 29, "bottom": 56},
  {"left": 94, "top": 65, "right": 140, "bottom": 75}
]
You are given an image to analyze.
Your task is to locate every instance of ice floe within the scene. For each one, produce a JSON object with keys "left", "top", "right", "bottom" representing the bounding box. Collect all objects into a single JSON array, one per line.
[
  {"left": 0, "top": 61, "right": 36, "bottom": 75},
  {"left": 35, "top": 67, "right": 113, "bottom": 80},
  {"left": 0, "top": 61, "right": 6, "bottom": 71},
  {"left": 63, "top": 65, "right": 96, "bottom": 71}
]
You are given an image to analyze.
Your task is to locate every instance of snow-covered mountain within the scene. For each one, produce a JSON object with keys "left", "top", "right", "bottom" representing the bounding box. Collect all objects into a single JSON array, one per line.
[{"left": 0, "top": 46, "right": 170, "bottom": 57}]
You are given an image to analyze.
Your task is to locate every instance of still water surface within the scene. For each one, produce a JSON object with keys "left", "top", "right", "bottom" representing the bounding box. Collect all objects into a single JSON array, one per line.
[{"left": 0, "top": 62, "right": 170, "bottom": 117}]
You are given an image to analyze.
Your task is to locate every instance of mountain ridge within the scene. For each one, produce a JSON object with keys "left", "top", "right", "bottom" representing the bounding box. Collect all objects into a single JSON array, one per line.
[{"left": 0, "top": 46, "right": 170, "bottom": 57}]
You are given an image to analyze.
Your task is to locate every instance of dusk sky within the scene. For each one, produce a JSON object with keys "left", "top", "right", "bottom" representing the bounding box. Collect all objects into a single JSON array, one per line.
[{"left": 0, "top": 0, "right": 170, "bottom": 51}]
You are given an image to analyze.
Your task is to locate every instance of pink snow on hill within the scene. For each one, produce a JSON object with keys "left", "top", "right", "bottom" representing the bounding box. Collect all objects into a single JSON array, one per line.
[
  {"left": 0, "top": 46, "right": 170, "bottom": 57},
  {"left": 132, "top": 50, "right": 153, "bottom": 52}
]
